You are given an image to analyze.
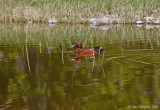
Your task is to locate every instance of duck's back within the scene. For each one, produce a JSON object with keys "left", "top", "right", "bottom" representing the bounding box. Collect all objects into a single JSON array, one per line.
[{"left": 76, "top": 47, "right": 103, "bottom": 56}]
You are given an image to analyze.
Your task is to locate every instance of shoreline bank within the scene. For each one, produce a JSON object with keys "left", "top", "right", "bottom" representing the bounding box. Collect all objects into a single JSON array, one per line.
[{"left": 1, "top": 0, "right": 160, "bottom": 25}]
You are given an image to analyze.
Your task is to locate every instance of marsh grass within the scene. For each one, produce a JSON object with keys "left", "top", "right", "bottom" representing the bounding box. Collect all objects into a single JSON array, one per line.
[{"left": 0, "top": 0, "right": 160, "bottom": 23}]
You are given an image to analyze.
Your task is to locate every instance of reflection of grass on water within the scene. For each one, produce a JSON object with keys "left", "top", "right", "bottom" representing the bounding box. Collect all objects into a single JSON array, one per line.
[
  {"left": 0, "top": 0, "right": 160, "bottom": 23},
  {"left": 0, "top": 24, "right": 160, "bottom": 47},
  {"left": 0, "top": 23, "right": 160, "bottom": 69}
]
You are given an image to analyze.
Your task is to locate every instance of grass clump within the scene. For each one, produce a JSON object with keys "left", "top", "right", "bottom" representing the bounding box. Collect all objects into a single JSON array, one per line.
[{"left": 0, "top": 0, "right": 160, "bottom": 23}]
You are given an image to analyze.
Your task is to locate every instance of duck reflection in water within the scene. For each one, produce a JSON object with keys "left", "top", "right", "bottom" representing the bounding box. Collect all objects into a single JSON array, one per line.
[{"left": 70, "top": 42, "right": 104, "bottom": 63}]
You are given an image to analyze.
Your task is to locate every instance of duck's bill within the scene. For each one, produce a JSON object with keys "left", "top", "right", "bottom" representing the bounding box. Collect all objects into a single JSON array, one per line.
[{"left": 70, "top": 45, "right": 75, "bottom": 47}]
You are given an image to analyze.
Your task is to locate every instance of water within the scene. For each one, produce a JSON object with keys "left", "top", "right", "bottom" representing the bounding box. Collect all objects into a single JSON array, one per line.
[{"left": 0, "top": 23, "right": 160, "bottom": 110}]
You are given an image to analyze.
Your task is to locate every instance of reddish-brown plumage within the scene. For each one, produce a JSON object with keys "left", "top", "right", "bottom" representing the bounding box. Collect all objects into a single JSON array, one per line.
[
  {"left": 76, "top": 48, "right": 96, "bottom": 57},
  {"left": 70, "top": 42, "right": 103, "bottom": 57}
]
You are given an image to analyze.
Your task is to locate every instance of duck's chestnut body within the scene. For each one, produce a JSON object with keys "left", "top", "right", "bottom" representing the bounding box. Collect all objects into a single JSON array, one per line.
[{"left": 71, "top": 42, "right": 103, "bottom": 57}]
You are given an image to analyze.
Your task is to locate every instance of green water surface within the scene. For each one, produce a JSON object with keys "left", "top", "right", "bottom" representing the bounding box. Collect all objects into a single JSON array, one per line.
[{"left": 0, "top": 23, "right": 160, "bottom": 110}]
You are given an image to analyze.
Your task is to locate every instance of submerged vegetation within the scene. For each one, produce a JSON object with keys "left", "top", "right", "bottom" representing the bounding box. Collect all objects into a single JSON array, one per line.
[{"left": 1, "top": 0, "right": 160, "bottom": 23}]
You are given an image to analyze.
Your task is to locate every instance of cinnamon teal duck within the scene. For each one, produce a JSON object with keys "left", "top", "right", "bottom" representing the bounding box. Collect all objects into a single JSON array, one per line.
[{"left": 70, "top": 42, "right": 103, "bottom": 57}]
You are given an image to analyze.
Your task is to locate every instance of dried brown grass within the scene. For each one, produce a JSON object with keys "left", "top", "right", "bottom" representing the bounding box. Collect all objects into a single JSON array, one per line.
[{"left": 0, "top": 0, "right": 160, "bottom": 23}]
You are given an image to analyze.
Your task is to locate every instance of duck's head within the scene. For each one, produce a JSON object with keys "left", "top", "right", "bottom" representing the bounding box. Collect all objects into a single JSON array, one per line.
[{"left": 70, "top": 42, "right": 82, "bottom": 48}]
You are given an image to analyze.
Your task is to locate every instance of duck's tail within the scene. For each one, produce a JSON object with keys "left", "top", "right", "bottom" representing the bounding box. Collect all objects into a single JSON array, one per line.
[{"left": 94, "top": 47, "right": 104, "bottom": 53}]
